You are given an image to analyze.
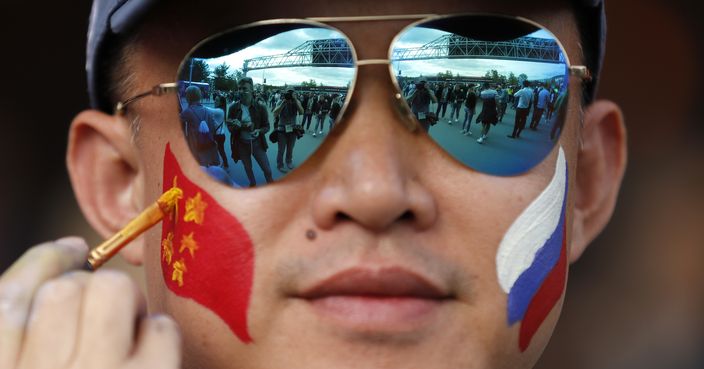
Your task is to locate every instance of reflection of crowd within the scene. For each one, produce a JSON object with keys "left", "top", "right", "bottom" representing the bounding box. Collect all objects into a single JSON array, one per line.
[
  {"left": 182, "top": 74, "right": 567, "bottom": 186},
  {"left": 180, "top": 78, "right": 347, "bottom": 187},
  {"left": 403, "top": 77, "right": 566, "bottom": 144}
]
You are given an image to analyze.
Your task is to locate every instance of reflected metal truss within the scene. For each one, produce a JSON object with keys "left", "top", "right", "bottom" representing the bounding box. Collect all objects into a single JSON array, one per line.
[
  {"left": 243, "top": 38, "right": 353, "bottom": 74},
  {"left": 392, "top": 35, "right": 565, "bottom": 64},
  {"left": 243, "top": 35, "right": 564, "bottom": 74}
]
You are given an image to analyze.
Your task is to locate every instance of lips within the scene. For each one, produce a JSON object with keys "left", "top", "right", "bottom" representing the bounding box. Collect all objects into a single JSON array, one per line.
[
  {"left": 296, "top": 267, "right": 452, "bottom": 331},
  {"left": 299, "top": 267, "right": 449, "bottom": 299}
]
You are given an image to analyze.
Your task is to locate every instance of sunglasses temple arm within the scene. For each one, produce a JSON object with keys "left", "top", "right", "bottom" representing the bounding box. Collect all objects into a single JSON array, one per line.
[
  {"left": 569, "top": 66, "right": 592, "bottom": 82},
  {"left": 116, "top": 82, "right": 179, "bottom": 115}
]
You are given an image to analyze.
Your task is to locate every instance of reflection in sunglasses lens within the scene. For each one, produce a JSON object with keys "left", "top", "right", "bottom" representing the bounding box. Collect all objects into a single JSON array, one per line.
[
  {"left": 176, "top": 17, "right": 571, "bottom": 188},
  {"left": 176, "top": 24, "right": 354, "bottom": 188},
  {"left": 392, "top": 17, "right": 570, "bottom": 176}
]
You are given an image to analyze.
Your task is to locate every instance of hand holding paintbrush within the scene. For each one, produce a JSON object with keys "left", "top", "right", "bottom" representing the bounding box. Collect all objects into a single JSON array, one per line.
[{"left": 0, "top": 188, "right": 185, "bottom": 368}]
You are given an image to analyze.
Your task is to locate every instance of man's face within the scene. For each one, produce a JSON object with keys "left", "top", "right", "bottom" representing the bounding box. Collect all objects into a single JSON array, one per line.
[
  {"left": 239, "top": 83, "right": 253, "bottom": 105},
  {"left": 122, "top": 0, "right": 583, "bottom": 368}
]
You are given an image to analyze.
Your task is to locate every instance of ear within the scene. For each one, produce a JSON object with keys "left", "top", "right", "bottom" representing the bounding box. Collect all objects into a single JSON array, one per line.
[
  {"left": 66, "top": 110, "right": 145, "bottom": 266},
  {"left": 570, "top": 100, "right": 627, "bottom": 263}
]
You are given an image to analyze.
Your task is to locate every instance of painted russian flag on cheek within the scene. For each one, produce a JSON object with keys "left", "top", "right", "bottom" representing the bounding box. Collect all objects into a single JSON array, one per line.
[
  {"left": 496, "top": 147, "right": 568, "bottom": 352},
  {"left": 160, "top": 143, "right": 254, "bottom": 343}
]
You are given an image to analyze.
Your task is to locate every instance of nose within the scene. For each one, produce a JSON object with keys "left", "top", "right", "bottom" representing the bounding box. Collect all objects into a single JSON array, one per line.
[{"left": 310, "top": 66, "right": 437, "bottom": 233}]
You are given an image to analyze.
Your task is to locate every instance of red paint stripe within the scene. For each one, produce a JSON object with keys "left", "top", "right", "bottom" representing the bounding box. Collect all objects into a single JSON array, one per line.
[
  {"left": 161, "top": 144, "right": 254, "bottom": 343},
  {"left": 518, "top": 226, "right": 567, "bottom": 352}
]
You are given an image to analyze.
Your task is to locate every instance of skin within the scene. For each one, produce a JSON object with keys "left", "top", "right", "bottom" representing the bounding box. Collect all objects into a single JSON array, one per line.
[
  {"left": 0, "top": 0, "right": 627, "bottom": 368},
  {"left": 0, "top": 239, "right": 181, "bottom": 369}
]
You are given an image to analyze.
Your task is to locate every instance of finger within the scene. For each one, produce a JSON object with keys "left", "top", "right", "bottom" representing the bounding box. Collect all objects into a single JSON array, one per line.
[
  {"left": 0, "top": 237, "right": 88, "bottom": 369},
  {"left": 17, "top": 272, "right": 90, "bottom": 369},
  {"left": 127, "top": 315, "right": 181, "bottom": 369},
  {"left": 72, "top": 270, "right": 146, "bottom": 368}
]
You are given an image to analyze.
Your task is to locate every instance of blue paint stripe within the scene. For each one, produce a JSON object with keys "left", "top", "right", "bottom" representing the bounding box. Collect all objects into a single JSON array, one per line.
[{"left": 507, "top": 172, "right": 568, "bottom": 325}]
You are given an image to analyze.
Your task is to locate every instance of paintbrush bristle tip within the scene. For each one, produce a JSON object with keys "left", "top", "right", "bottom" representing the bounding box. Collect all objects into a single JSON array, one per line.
[{"left": 157, "top": 187, "right": 184, "bottom": 214}]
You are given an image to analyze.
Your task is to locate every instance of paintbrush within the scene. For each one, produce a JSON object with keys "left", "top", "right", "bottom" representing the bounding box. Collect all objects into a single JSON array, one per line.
[{"left": 83, "top": 187, "right": 184, "bottom": 271}]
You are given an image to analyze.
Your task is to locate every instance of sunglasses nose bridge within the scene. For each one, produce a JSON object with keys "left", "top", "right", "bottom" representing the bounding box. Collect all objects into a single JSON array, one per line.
[
  {"left": 346, "top": 60, "right": 418, "bottom": 132},
  {"left": 356, "top": 59, "right": 391, "bottom": 66}
]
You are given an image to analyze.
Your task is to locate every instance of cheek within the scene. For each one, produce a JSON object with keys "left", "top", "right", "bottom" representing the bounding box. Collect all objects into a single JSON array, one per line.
[
  {"left": 496, "top": 146, "right": 569, "bottom": 352},
  {"left": 159, "top": 143, "right": 255, "bottom": 343}
]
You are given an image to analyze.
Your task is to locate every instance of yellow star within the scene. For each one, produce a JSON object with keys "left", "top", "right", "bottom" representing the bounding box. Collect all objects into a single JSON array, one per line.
[
  {"left": 184, "top": 192, "right": 207, "bottom": 225},
  {"left": 161, "top": 232, "right": 174, "bottom": 265},
  {"left": 179, "top": 232, "right": 199, "bottom": 258},
  {"left": 172, "top": 259, "right": 187, "bottom": 287}
]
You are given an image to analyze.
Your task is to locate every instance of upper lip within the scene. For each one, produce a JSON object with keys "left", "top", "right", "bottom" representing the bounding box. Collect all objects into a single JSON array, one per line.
[{"left": 297, "top": 267, "right": 451, "bottom": 300}]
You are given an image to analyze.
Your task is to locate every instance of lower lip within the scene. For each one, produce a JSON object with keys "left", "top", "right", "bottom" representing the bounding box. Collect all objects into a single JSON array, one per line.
[{"left": 305, "top": 296, "right": 445, "bottom": 330}]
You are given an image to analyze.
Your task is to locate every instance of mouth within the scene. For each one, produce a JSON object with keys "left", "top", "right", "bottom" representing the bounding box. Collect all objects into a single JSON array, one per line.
[{"left": 294, "top": 267, "right": 454, "bottom": 332}]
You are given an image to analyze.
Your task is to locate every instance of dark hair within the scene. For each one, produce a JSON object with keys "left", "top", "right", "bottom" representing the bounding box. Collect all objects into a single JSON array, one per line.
[
  {"left": 238, "top": 77, "right": 254, "bottom": 88},
  {"left": 184, "top": 85, "right": 202, "bottom": 104},
  {"left": 97, "top": 32, "right": 139, "bottom": 114},
  {"left": 571, "top": 0, "right": 603, "bottom": 105}
]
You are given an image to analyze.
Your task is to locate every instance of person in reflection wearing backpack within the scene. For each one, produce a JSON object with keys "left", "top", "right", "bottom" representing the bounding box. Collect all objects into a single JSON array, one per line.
[{"left": 180, "top": 85, "right": 221, "bottom": 167}]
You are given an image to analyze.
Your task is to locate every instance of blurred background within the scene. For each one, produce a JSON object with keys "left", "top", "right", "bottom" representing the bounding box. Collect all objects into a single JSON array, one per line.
[{"left": 0, "top": 1, "right": 701, "bottom": 368}]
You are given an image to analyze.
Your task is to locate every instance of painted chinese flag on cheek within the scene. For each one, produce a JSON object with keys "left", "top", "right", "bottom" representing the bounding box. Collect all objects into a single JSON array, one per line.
[{"left": 160, "top": 143, "right": 254, "bottom": 343}]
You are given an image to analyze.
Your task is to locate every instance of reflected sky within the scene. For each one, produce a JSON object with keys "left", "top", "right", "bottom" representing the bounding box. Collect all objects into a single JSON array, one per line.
[
  {"left": 392, "top": 28, "right": 566, "bottom": 81},
  {"left": 204, "top": 27, "right": 565, "bottom": 88}
]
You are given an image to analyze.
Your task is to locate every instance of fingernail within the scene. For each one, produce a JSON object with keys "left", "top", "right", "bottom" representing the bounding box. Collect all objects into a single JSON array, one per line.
[{"left": 54, "top": 237, "right": 88, "bottom": 253}]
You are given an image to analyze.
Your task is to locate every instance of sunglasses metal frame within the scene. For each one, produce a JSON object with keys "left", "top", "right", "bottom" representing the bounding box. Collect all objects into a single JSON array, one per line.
[{"left": 115, "top": 13, "right": 590, "bottom": 116}]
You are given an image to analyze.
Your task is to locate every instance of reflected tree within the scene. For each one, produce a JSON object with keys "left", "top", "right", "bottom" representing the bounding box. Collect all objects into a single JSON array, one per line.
[
  {"left": 182, "top": 59, "right": 210, "bottom": 83},
  {"left": 213, "top": 63, "right": 238, "bottom": 92},
  {"left": 301, "top": 79, "right": 318, "bottom": 88}
]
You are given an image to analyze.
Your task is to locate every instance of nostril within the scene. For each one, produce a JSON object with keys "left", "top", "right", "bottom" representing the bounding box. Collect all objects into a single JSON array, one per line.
[
  {"left": 337, "top": 210, "right": 415, "bottom": 223},
  {"left": 335, "top": 212, "right": 352, "bottom": 222},
  {"left": 399, "top": 210, "right": 415, "bottom": 221}
]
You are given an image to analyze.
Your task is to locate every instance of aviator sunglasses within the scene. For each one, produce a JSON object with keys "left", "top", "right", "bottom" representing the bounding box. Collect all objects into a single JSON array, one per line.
[{"left": 116, "top": 14, "right": 590, "bottom": 188}]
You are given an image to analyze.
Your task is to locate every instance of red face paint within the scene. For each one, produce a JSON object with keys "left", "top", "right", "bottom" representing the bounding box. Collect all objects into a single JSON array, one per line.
[
  {"left": 518, "top": 226, "right": 567, "bottom": 352},
  {"left": 161, "top": 143, "right": 254, "bottom": 343}
]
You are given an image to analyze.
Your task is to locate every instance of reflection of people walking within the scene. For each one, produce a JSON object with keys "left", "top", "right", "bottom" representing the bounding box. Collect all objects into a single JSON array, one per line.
[
  {"left": 529, "top": 84, "right": 550, "bottom": 129},
  {"left": 496, "top": 86, "right": 508, "bottom": 122},
  {"left": 435, "top": 82, "right": 450, "bottom": 120},
  {"left": 550, "top": 91, "right": 567, "bottom": 140},
  {"left": 328, "top": 95, "right": 342, "bottom": 132},
  {"left": 509, "top": 81, "right": 533, "bottom": 139},
  {"left": 273, "top": 90, "right": 304, "bottom": 172},
  {"left": 407, "top": 80, "right": 437, "bottom": 132},
  {"left": 213, "top": 95, "right": 229, "bottom": 168},
  {"left": 461, "top": 85, "right": 476, "bottom": 136},
  {"left": 475, "top": 84, "right": 498, "bottom": 144},
  {"left": 546, "top": 88, "right": 559, "bottom": 121},
  {"left": 227, "top": 78, "right": 273, "bottom": 187},
  {"left": 449, "top": 84, "right": 464, "bottom": 124},
  {"left": 302, "top": 93, "right": 314, "bottom": 132},
  {"left": 313, "top": 95, "right": 329, "bottom": 137},
  {"left": 181, "top": 86, "right": 221, "bottom": 167}
]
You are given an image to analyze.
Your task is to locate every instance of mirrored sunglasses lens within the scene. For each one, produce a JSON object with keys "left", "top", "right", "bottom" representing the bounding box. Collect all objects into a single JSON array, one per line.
[
  {"left": 392, "top": 16, "right": 570, "bottom": 176},
  {"left": 176, "top": 23, "right": 354, "bottom": 187}
]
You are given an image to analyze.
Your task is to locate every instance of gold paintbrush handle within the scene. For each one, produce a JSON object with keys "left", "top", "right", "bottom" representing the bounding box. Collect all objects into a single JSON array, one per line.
[{"left": 84, "top": 187, "right": 183, "bottom": 271}]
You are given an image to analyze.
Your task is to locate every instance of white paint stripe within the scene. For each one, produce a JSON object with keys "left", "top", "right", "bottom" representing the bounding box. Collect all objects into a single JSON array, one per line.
[{"left": 496, "top": 147, "right": 567, "bottom": 294}]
